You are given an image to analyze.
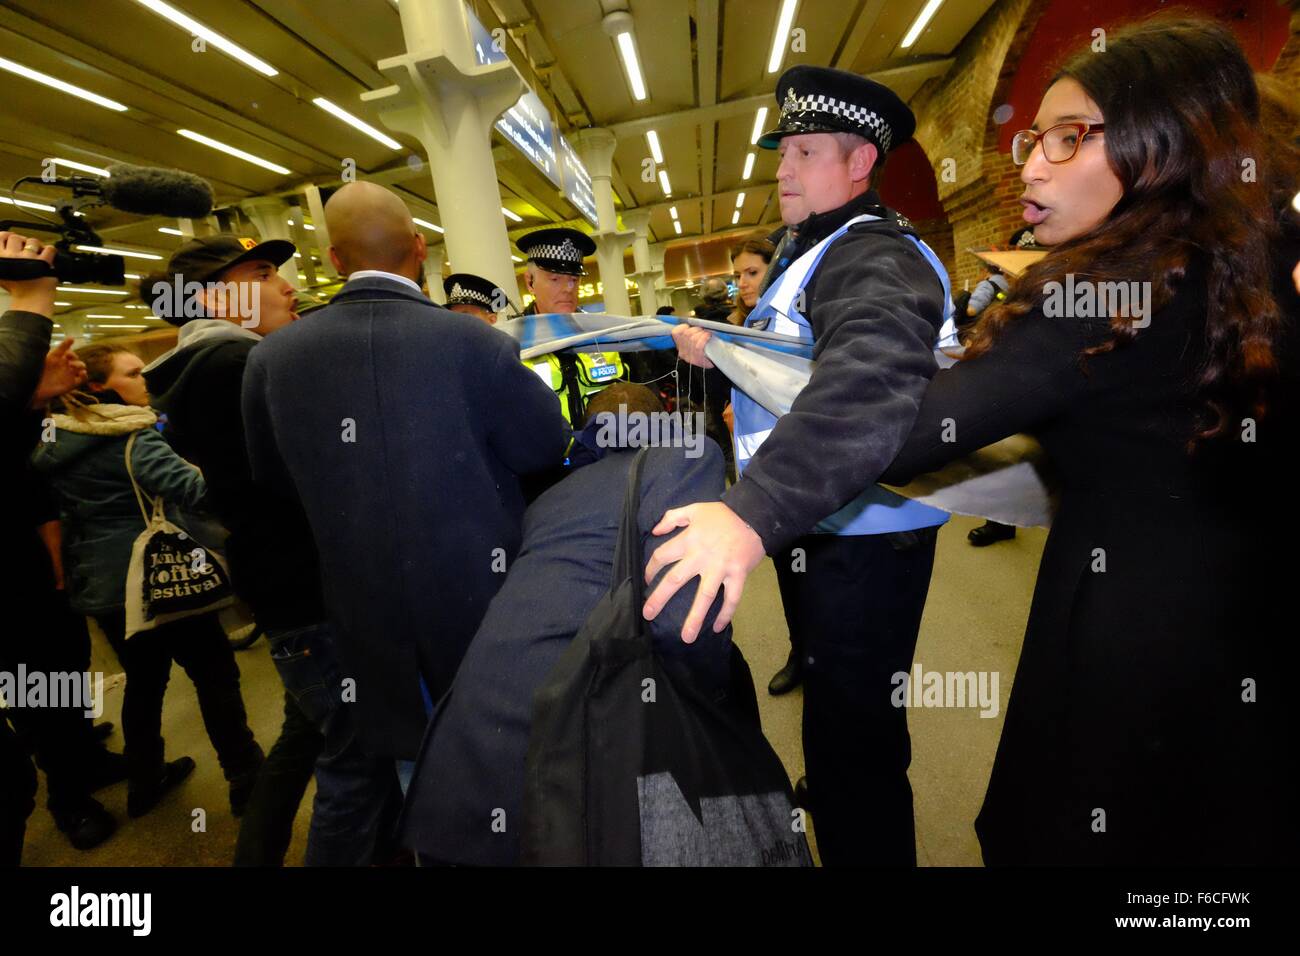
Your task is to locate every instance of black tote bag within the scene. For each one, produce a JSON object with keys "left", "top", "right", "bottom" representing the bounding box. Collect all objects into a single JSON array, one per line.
[{"left": 520, "top": 448, "right": 812, "bottom": 866}]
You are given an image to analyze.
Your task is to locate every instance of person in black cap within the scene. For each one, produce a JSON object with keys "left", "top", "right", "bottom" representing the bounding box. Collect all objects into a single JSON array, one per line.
[
  {"left": 443, "top": 272, "right": 508, "bottom": 325},
  {"left": 516, "top": 226, "right": 625, "bottom": 426},
  {"left": 649, "top": 65, "right": 952, "bottom": 866}
]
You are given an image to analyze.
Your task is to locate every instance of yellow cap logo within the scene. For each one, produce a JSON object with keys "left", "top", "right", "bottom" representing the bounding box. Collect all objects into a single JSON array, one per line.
[{"left": 238, "top": 237, "right": 257, "bottom": 250}]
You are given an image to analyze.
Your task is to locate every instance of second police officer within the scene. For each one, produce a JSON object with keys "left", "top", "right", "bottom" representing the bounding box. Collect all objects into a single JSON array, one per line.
[{"left": 515, "top": 227, "right": 625, "bottom": 425}]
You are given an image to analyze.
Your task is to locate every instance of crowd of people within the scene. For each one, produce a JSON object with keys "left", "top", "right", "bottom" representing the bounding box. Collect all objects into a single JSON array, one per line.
[{"left": 2, "top": 14, "right": 1298, "bottom": 867}]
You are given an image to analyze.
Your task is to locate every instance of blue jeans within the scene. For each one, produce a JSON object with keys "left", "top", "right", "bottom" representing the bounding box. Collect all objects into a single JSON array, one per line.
[{"left": 268, "top": 623, "right": 403, "bottom": 866}]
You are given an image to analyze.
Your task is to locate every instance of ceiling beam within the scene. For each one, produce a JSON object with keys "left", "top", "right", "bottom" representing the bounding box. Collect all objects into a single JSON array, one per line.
[
  {"left": 696, "top": 0, "right": 719, "bottom": 238},
  {"left": 606, "top": 57, "right": 955, "bottom": 141}
]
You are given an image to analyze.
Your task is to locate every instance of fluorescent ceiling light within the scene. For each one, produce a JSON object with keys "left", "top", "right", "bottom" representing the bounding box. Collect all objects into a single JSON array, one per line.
[
  {"left": 735, "top": 192, "right": 746, "bottom": 208},
  {"left": 293, "top": 253, "right": 302, "bottom": 258},
  {"left": 646, "top": 130, "right": 663, "bottom": 164},
  {"left": 412, "top": 218, "right": 444, "bottom": 233},
  {"left": 742, "top": 152, "right": 756, "bottom": 180},
  {"left": 669, "top": 206, "right": 678, "bottom": 220},
  {"left": 93, "top": 324, "right": 149, "bottom": 330},
  {"left": 54, "top": 302, "right": 71, "bottom": 307},
  {"left": 512, "top": 255, "right": 523, "bottom": 263},
  {"left": 673, "top": 221, "right": 682, "bottom": 235},
  {"left": 85, "top": 314, "right": 124, "bottom": 319},
  {"left": 75, "top": 245, "right": 163, "bottom": 260},
  {"left": 0, "top": 55, "right": 128, "bottom": 111},
  {"left": 125, "top": 304, "right": 149, "bottom": 309},
  {"left": 303, "top": 224, "right": 315, "bottom": 230},
  {"left": 177, "top": 129, "right": 291, "bottom": 175},
  {"left": 0, "top": 196, "right": 56, "bottom": 212},
  {"left": 750, "top": 108, "right": 768, "bottom": 146},
  {"left": 312, "top": 97, "right": 400, "bottom": 150},
  {"left": 123, "top": 273, "right": 142, "bottom": 280},
  {"left": 57, "top": 286, "right": 130, "bottom": 295},
  {"left": 901, "top": 0, "right": 944, "bottom": 49},
  {"left": 615, "top": 32, "right": 648, "bottom": 101},
  {"left": 135, "top": 1, "right": 278, "bottom": 77},
  {"left": 767, "top": 0, "right": 799, "bottom": 74},
  {"left": 501, "top": 206, "right": 523, "bottom": 223},
  {"left": 731, "top": 210, "right": 740, "bottom": 225},
  {"left": 157, "top": 227, "right": 183, "bottom": 236},
  {"left": 658, "top": 169, "right": 671, "bottom": 197},
  {"left": 49, "top": 157, "right": 110, "bottom": 177}
]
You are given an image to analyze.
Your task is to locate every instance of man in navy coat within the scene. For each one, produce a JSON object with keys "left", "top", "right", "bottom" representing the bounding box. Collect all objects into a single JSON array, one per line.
[
  {"left": 242, "top": 182, "right": 570, "bottom": 767},
  {"left": 400, "top": 383, "right": 737, "bottom": 865}
]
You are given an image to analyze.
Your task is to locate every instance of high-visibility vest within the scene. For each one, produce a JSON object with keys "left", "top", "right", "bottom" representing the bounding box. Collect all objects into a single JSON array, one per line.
[{"left": 525, "top": 351, "right": 625, "bottom": 425}]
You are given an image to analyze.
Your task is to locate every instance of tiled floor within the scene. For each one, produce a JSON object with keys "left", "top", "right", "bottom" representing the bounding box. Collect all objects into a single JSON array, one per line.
[{"left": 19, "top": 513, "right": 1043, "bottom": 866}]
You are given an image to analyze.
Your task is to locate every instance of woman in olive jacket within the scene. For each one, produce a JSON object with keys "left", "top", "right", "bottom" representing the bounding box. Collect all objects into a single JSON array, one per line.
[
  {"left": 880, "top": 18, "right": 1298, "bottom": 865},
  {"left": 32, "top": 344, "right": 263, "bottom": 819}
]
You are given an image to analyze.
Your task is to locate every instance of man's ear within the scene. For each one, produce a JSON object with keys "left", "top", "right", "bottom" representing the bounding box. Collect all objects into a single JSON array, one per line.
[
  {"left": 328, "top": 246, "right": 345, "bottom": 275},
  {"left": 851, "top": 141, "right": 879, "bottom": 185},
  {"left": 414, "top": 231, "right": 427, "bottom": 263}
]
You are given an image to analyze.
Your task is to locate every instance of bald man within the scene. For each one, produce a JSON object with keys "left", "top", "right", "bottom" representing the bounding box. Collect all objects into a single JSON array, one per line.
[
  {"left": 242, "top": 180, "right": 571, "bottom": 785},
  {"left": 325, "top": 180, "right": 428, "bottom": 291}
]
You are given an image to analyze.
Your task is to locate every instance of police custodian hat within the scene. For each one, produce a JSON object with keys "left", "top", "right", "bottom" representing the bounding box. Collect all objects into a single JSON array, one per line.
[
  {"left": 443, "top": 272, "right": 505, "bottom": 310},
  {"left": 516, "top": 227, "right": 595, "bottom": 277},
  {"left": 758, "top": 65, "right": 915, "bottom": 156}
]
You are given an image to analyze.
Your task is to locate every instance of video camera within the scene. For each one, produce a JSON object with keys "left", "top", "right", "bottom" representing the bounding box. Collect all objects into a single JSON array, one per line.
[{"left": 0, "top": 163, "right": 215, "bottom": 285}]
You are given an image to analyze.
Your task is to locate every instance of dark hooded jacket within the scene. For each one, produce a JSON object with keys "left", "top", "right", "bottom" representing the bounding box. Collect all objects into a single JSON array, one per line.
[{"left": 144, "top": 319, "right": 324, "bottom": 629}]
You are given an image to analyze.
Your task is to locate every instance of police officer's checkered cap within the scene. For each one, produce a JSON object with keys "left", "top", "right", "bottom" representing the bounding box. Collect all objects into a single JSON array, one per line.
[
  {"left": 782, "top": 91, "right": 893, "bottom": 153},
  {"left": 448, "top": 282, "right": 493, "bottom": 307},
  {"left": 527, "top": 238, "right": 583, "bottom": 264}
]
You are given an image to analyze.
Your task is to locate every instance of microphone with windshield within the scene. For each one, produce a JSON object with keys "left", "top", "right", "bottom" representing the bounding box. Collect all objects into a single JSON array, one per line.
[{"left": 0, "top": 163, "right": 215, "bottom": 284}]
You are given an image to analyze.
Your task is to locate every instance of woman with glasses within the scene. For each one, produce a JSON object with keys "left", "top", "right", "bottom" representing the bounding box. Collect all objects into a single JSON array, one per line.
[{"left": 880, "top": 17, "right": 1298, "bottom": 865}]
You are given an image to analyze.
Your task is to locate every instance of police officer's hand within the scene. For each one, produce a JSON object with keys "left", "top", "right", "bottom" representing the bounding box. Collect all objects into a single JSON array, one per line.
[
  {"left": 671, "top": 324, "right": 715, "bottom": 369},
  {"left": 642, "top": 501, "right": 765, "bottom": 643}
]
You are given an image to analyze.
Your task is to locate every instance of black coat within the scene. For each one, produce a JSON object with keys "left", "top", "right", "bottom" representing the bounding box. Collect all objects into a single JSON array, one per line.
[
  {"left": 401, "top": 443, "right": 731, "bottom": 865},
  {"left": 880, "top": 252, "right": 1300, "bottom": 865},
  {"left": 722, "top": 190, "right": 947, "bottom": 552},
  {"left": 242, "top": 276, "right": 571, "bottom": 759}
]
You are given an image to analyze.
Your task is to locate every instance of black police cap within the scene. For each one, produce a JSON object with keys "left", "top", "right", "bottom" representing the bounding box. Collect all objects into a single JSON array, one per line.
[
  {"left": 758, "top": 65, "right": 916, "bottom": 155},
  {"left": 516, "top": 227, "right": 595, "bottom": 277},
  {"left": 443, "top": 272, "right": 506, "bottom": 310}
]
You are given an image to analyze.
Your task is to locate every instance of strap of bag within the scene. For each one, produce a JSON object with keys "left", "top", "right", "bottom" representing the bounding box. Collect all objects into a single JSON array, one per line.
[
  {"left": 122, "top": 432, "right": 152, "bottom": 526},
  {"left": 610, "top": 446, "right": 651, "bottom": 612}
]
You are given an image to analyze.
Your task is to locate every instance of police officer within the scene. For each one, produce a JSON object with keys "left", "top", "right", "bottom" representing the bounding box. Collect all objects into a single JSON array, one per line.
[
  {"left": 443, "top": 272, "right": 508, "bottom": 325},
  {"left": 644, "top": 66, "right": 952, "bottom": 866},
  {"left": 516, "top": 227, "right": 625, "bottom": 425}
]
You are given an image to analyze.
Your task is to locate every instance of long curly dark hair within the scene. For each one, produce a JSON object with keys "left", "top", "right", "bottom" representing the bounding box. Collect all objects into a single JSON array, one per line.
[{"left": 965, "top": 16, "right": 1298, "bottom": 449}]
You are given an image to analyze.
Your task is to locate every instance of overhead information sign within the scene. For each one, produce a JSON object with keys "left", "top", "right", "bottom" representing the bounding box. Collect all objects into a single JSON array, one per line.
[
  {"left": 556, "top": 132, "right": 597, "bottom": 227},
  {"left": 495, "top": 89, "right": 559, "bottom": 186}
]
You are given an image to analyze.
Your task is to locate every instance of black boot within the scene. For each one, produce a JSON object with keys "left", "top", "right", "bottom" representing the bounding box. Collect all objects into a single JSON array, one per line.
[
  {"left": 127, "top": 756, "right": 196, "bottom": 819},
  {"left": 768, "top": 647, "right": 803, "bottom": 696},
  {"left": 967, "top": 520, "right": 1016, "bottom": 547},
  {"left": 52, "top": 798, "right": 117, "bottom": 851}
]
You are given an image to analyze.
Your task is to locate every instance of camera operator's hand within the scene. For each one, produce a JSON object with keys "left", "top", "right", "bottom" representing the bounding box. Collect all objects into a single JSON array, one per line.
[
  {"left": 29, "top": 338, "right": 86, "bottom": 409},
  {"left": 0, "top": 230, "right": 58, "bottom": 317}
]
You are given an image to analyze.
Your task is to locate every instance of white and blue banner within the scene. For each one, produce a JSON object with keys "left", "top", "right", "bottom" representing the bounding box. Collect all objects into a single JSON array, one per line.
[{"left": 498, "top": 312, "right": 1055, "bottom": 528}]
